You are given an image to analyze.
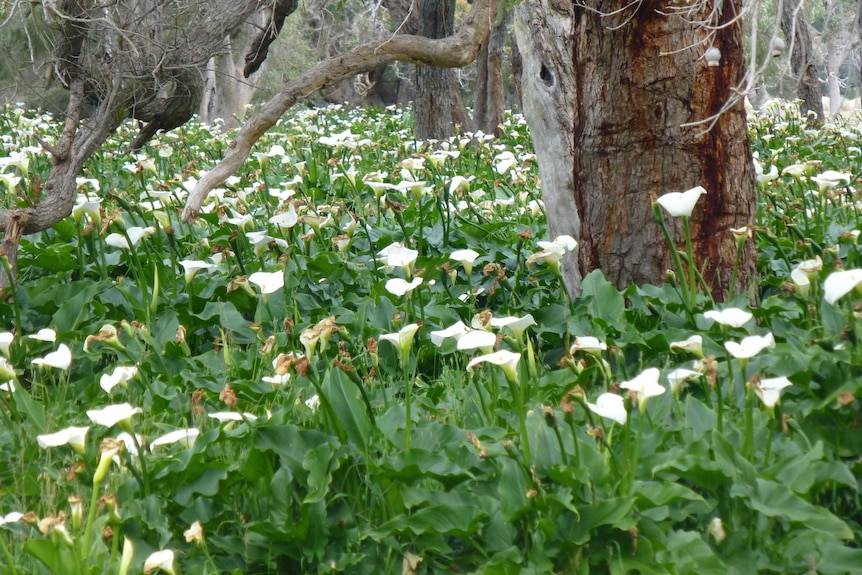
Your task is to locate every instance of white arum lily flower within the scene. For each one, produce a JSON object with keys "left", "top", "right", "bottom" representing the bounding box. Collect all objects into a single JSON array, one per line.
[
  {"left": 379, "top": 323, "right": 421, "bottom": 365},
  {"left": 494, "top": 151, "right": 517, "bottom": 174},
  {"left": 796, "top": 256, "right": 822, "bottom": 277},
  {"left": 151, "top": 428, "right": 200, "bottom": 449},
  {"left": 823, "top": 269, "right": 862, "bottom": 304},
  {"left": 0, "top": 512, "right": 23, "bottom": 526},
  {"left": 116, "top": 432, "right": 143, "bottom": 456},
  {"left": 753, "top": 158, "right": 779, "bottom": 184},
  {"left": 790, "top": 268, "right": 810, "bottom": 296},
  {"left": 305, "top": 394, "right": 321, "bottom": 413},
  {"left": 249, "top": 270, "right": 284, "bottom": 295},
  {"left": 704, "top": 308, "right": 752, "bottom": 328},
  {"left": 569, "top": 336, "right": 607, "bottom": 354},
  {"left": 709, "top": 518, "right": 727, "bottom": 545},
  {"left": 456, "top": 329, "right": 498, "bottom": 353},
  {"left": 179, "top": 260, "right": 215, "bottom": 284},
  {"left": 467, "top": 350, "right": 521, "bottom": 382},
  {"left": 0, "top": 357, "right": 14, "bottom": 381},
  {"left": 0, "top": 332, "right": 13, "bottom": 356},
  {"left": 31, "top": 344, "right": 72, "bottom": 370},
  {"left": 143, "top": 549, "right": 176, "bottom": 575},
  {"left": 269, "top": 204, "right": 299, "bottom": 229},
  {"left": 450, "top": 248, "right": 480, "bottom": 276},
  {"left": 448, "top": 175, "right": 474, "bottom": 194},
  {"left": 587, "top": 393, "right": 627, "bottom": 425},
  {"left": 527, "top": 235, "right": 578, "bottom": 269},
  {"left": 656, "top": 186, "right": 707, "bottom": 217},
  {"left": 87, "top": 403, "right": 142, "bottom": 429},
  {"left": 753, "top": 376, "right": 793, "bottom": 409},
  {"left": 378, "top": 243, "right": 419, "bottom": 275},
  {"left": 36, "top": 426, "right": 89, "bottom": 454},
  {"left": 724, "top": 332, "right": 775, "bottom": 360},
  {"left": 620, "top": 367, "right": 666, "bottom": 409},
  {"left": 105, "top": 226, "right": 156, "bottom": 249},
  {"left": 385, "top": 277, "right": 423, "bottom": 297},
  {"left": 812, "top": 170, "right": 851, "bottom": 191},
  {"left": 100, "top": 366, "right": 138, "bottom": 394},
  {"left": 666, "top": 367, "right": 702, "bottom": 395},
  {"left": 669, "top": 335, "right": 703, "bottom": 357},
  {"left": 28, "top": 328, "right": 57, "bottom": 343},
  {"left": 489, "top": 314, "right": 536, "bottom": 340},
  {"left": 0, "top": 380, "right": 15, "bottom": 393},
  {"left": 429, "top": 321, "right": 470, "bottom": 347},
  {"left": 208, "top": 412, "right": 259, "bottom": 423}
]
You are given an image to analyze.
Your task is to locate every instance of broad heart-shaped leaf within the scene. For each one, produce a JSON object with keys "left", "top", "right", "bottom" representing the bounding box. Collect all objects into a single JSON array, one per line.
[
  {"left": 608, "top": 536, "right": 673, "bottom": 575},
  {"left": 368, "top": 503, "right": 487, "bottom": 540},
  {"left": 322, "top": 367, "right": 372, "bottom": 448},
  {"left": 52, "top": 279, "right": 105, "bottom": 332},
  {"left": 194, "top": 301, "right": 256, "bottom": 342},
  {"left": 12, "top": 383, "right": 47, "bottom": 433},
  {"left": 656, "top": 530, "right": 727, "bottom": 575},
  {"left": 563, "top": 496, "right": 637, "bottom": 545},
  {"left": 175, "top": 467, "right": 228, "bottom": 506},
  {"left": 376, "top": 448, "right": 475, "bottom": 489},
  {"left": 632, "top": 481, "right": 711, "bottom": 516},
  {"left": 24, "top": 539, "right": 78, "bottom": 574},
  {"left": 731, "top": 478, "right": 853, "bottom": 539},
  {"left": 581, "top": 270, "right": 626, "bottom": 331},
  {"left": 253, "top": 424, "right": 339, "bottom": 480}
]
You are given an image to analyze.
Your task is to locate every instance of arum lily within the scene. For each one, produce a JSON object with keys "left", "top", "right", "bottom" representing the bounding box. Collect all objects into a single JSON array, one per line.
[
  {"left": 248, "top": 270, "right": 285, "bottom": 295},
  {"left": 569, "top": 336, "right": 607, "bottom": 354},
  {"left": 587, "top": 393, "right": 627, "bottom": 425},
  {"left": 305, "top": 394, "right": 321, "bottom": 413},
  {"left": 143, "top": 549, "right": 176, "bottom": 575},
  {"left": 812, "top": 170, "right": 851, "bottom": 191},
  {"left": 100, "top": 366, "right": 138, "bottom": 394},
  {"left": 704, "top": 307, "right": 752, "bottom": 328},
  {"left": 669, "top": 335, "right": 704, "bottom": 357},
  {"left": 666, "top": 367, "right": 702, "bottom": 394},
  {"left": 494, "top": 151, "right": 516, "bottom": 174},
  {"left": 724, "top": 332, "right": 775, "bottom": 360},
  {"left": 489, "top": 314, "right": 537, "bottom": 341},
  {"left": 752, "top": 376, "right": 792, "bottom": 409},
  {"left": 429, "top": 321, "right": 470, "bottom": 346},
  {"left": 0, "top": 357, "right": 14, "bottom": 381},
  {"left": 105, "top": 226, "right": 156, "bottom": 249},
  {"left": 179, "top": 260, "right": 215, "bottom": 284},
  {"left": 450, "top": 249, "right": 480, "bottom": 276},
  {"left": 379, "top": 323, "right": 421, "bottom": 365},
  {"left": 655, "top": 186, "right": 706, "bottom": 217},
  {"left": 378, "top": 243, "right": 418, "bottom": 275},
  {"left": 790, "top": 268, "right": 810, "bottom": 296},
  {"left": 31, "top": 344, "right": 72, "bottom": 370},
  {"left": 184, "top": 520, "right": 204, "bottom": 545},
  {"left": 466, "top": 350, "right": 521, "bottom": 382},
  {"left": 84, "top": 324, "right": 123, "bottom": 353},
  {"left": 385, "top": 277, "right": 423, "bottom": 297},
  {"left": 36, "top": 426, "right": 89, "bottom": 454},
  {"left": 87, "top": 403, "right": 143, "bottom": 429},
  {"left": 823, "top": 269, "right": 862, "bottom": 304},
  {"left": 208, "top": 411, "right": 259, "bottom": 423},
  {"left": 456, "top": 329, "right": 498, "bottom": 353},
  {"left": 0, "top": 332, "right": 12, "bottom": 356},
  {"left": 796, "top": 256, "right": 822, "bottom": 277},
  {"left": 151, "top": 428, "right": 200, "bottom": 449},
  {"left": 269, "top": 204, "right": 298, "bottom": 229},
  {"left": 28, "top": 328, "right": 57, "bottom": 343},
  {"left": 709, "top": 518, "right": 727, "bottom": 544},
  {"left": 619, "top": 367, "right": 666, "bottom": 410},
  {"left": 0, "top": 512, "right": 23, "bottom": 526}
]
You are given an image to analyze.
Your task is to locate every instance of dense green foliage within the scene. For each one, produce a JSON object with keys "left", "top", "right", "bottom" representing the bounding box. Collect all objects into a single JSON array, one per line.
[{"left": 0, "top": 102, "right": 860, "bottom": 574}]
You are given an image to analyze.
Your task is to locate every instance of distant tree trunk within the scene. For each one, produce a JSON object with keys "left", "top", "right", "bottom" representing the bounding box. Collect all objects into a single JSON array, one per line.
[
  {"left": 781, "top": 0, "right": 824, "bottom": 124},
  {"left": 200, "top": 14, "right": 268, "bottom": 128},
  {"left": 414, "top": 0, "right": 459, "bottom": 139},
  {"left": 515, "top": 0, "right": 757, "bottom": 300},
  {"left": 824, "top": 0, "right": 845, "bottom": 117},
  {"left": 473, "top": 0, "right": 505, "bottom": 135}
]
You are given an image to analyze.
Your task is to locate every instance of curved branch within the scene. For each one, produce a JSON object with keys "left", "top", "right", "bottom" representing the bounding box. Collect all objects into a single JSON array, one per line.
[{"left": 182, "top": 0, "right": 492, "bottom": 222}]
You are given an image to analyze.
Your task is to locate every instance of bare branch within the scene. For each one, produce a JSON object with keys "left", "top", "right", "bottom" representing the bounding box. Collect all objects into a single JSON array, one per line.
[{"left": 181, "top": 0, "right": 492, "bottom": 222}]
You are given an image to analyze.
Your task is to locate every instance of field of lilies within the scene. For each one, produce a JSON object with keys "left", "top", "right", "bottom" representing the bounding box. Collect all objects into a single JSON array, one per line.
[{"left": 0, "top": 101, "right": 861, "bottom": 574}]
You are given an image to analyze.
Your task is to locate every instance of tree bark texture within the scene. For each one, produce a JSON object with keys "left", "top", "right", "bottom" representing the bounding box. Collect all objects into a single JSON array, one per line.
[
  {"left": 781, "top": 0, "right": 824, "bottom": 124},
  {"left": 474, "top": 0, "right": 506, "bottom": 136},
  {"left": 414, "top": 0, "right": 459, "bottom": 139},
  {"left": 516, "top": 0, "right": 757, "bottom": 300}
]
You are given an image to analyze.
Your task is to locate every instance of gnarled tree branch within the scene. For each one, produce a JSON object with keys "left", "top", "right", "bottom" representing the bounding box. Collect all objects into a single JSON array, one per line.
[{"left": 182, "top": 0, "right": 492, "bottom": 222}]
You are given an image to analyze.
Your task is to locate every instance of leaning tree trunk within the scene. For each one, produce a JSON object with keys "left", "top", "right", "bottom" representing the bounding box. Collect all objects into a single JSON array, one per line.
[
  {"left": 515, "top": 0, "right": 757, "bottom": 300},
  {"left": 414, "top": 0, "right": 459, "bottom": 139},
  {"left": 781, "top": 0, "right": 824, "bottom": 124}
]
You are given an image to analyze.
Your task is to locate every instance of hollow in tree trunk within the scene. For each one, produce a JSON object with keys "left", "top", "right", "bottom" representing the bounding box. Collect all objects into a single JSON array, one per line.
[{"left": 781, "top": 0, "right": 825, "bottom": 124}]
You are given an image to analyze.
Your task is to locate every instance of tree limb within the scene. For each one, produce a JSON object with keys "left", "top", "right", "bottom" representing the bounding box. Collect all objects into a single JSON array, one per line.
[{"left": 182, "top": 0, "right": 492, "bottom": 222}]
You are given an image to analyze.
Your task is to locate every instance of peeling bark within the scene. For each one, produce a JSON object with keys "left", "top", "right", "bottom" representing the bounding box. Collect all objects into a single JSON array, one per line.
[
  {"left": 516, "top": 0, "right": 756, "bottom": 300},
  {"left": 781, "top": 0, "right": 824, "bottom": 124}
]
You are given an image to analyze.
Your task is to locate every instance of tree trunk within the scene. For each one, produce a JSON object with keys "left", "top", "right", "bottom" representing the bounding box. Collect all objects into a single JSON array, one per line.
[
  {"left": 515, "top": 0, "right": 757, "bottom": 301},
  {"left": 473, "top": 0, "right": 506, "bottom": 136},
  {"left": 780, "top": 0, "right": 825, "bottom": 124},
  {"left": 414, "top": 0, "right": 459, "bottom": 139}
]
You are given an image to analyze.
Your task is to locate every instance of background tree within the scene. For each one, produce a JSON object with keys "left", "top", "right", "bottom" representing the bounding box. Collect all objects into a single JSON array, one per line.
[
  {"left": 780, "top": 0, "right": 825, "bottom": 122},
  {"left": 515, "top": 0, "right": 757, "bottom": 300}
]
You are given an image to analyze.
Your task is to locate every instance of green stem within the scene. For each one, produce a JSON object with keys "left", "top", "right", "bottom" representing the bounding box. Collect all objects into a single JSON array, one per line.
[
  {"left": 80, "top": 480, "right": 102, "bottom": 563},
  {"left": 0, "top": 533, "right": 20, "bottom": 575},
  {"left": 653, "top": 205, "right": 692, "bottom": 318},
  {"left": 402, "top": 348, "right": 412, "bottom": 450},
  {"left": 627, "top": 410, "right": 645, "bottom": 495},
  {"left": 682, "top": 216, "right": 697, "bottom": 308}
]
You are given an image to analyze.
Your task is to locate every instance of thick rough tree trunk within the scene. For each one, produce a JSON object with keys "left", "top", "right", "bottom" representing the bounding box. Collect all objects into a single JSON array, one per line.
[
  {"left": 516, "top": 0, "right": 757, "bottom": 300},
  {"left": 414, "top": 0, "right": 459, "bottom": 139},
  {"left": 781, "top": 0, "right": 825, "bottom": 124}
]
